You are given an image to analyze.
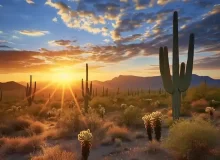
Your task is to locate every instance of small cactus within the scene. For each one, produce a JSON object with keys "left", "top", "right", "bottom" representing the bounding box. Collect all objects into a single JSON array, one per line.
[
  {"left": 78, "top": 129, "right": 93, "bottom": 160},
  {"left": 151, "top": 111, "right": 163, "bottom": 141},
  {"left": 142, "top": 114, "right": 153, "bottom": 141},
  {"left": 99, "top": 105, "right": 105, "bottom": 119},
  {"left": 205, "top": 107, "right": 215, "bottom": 120}
]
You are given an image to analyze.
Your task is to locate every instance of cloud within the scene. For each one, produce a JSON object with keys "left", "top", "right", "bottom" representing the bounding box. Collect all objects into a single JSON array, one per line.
[
  {"left": 194, "top": 54, "right": 220, "bottom": 70},
  {"left": 0, "top": 5, "right": 2, "bottom": 7},
  {"left": 104, "top": 39, "right": 110, "bottom": 43},
  {"left": 52, "top": 17, "right": 58, "bottom": 22},
  {"left": 0, "top": 45, "right": 11, "bottom": 49},
  {"left": 157, "top": 0, "right": 174, "bottom": 5},
  {"left": 12, "top": 35, "right": 19, "bottom": 39},
  {"left": 133, "top": 0, "right": 151, "bottom": 10},
  {"left": 45, "top": 0, "right": 107, "bottom": 35},
  {"left": 0, "top": 31, "right": 3, "bottom": 34},
  {"left": 48, "top": 40, "right": 74, "bottom": 46},
  {"left": 18, "top": 30, "right": 49, "bottom": 36},
  {"left": 26, "top": 0, "right": 35, "bottom": 4}
]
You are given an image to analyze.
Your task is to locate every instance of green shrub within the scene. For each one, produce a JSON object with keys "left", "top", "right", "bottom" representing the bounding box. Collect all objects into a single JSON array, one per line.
[
  {"left": 122, "top": 105, "right": 142, "bottom": 127},
  {"left": 163, "top": 118, "right": 219, "bottom": 159}
]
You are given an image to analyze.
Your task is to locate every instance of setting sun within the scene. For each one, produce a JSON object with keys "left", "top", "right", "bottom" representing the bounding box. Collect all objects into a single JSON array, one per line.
[{"left": 52, "top": 72, "right": 73, "bottom": 84}]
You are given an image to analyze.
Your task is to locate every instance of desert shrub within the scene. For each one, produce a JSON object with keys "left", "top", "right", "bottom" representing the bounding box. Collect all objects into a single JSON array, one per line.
[
  {"left": 90, "top": 97, "right": 112, "bottom": 112},
  {"left": 122, "top": 105, "right": 142, "bottom": 127},
  {"left": 191, "top": 99, "right": 208, "bottom": 113},
  {"left": 86, "top": 108, "right": 102, "bottom": 131},
  {"left": 55, "top": 110, "right": 85, "bottom": 138},
  {"left": 106, "top": 126, "right": 132, "bottom": 142},
  {"left": 31, "top": 145, "right": 78, "bottom": 160},
  {"left": 163, "top": 118, "right": 219, "bottom": 160},
  {"left": 0, "top": 136, "right": 44, "bottom": 155},
  {"left": 180, "top": 102, "right": 191, "bottom": 116}
]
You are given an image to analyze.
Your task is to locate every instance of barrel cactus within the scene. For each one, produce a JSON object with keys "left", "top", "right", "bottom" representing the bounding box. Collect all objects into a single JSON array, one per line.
[
  {"left": 150, "top": 111, "right": 163, "bottom": 141},
  {"left": 159, "top": 11, "right": 194, "bottom": 120},
  {"left": 142, "top": 114, "right": 153, "bottom": 141},
  {"left": 78, "top": 129, "right": 93, "bottom": 160}
]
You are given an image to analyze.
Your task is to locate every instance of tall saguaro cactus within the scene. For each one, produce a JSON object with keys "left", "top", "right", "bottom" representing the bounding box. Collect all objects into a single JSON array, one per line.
[
  {"left": 26, "top": 75, "right": 36, "bottom": 106},
  {"left": 159, "top": 11, "right": 194, "bottom": 120},
  {"left": 82, "top": 63, "right": 92, "bottom": 113}
]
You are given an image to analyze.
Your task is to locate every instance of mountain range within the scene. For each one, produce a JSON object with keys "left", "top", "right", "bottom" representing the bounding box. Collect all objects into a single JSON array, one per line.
[{"left": 0, "top": 74, "right": 220, "bottom": 91}]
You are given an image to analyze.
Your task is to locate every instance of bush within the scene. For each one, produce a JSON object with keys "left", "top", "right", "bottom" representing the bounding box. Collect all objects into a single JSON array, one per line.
[
  {"left": 31, "top": 145, "right": 78, "bottom": 160},
  {"left": 122, "top": 105, "right": 142, "bottom": 127},
  {"left": 163, "top": 118, "right": 219, "bottom": 160},
  {"left": 106, "top": 126, "right": 132, "bottom": 142},
  {"left": 0, "top": 136, "right": 44, "bottom": 155},
  {"left": 191, "top": 99, "right": 208, "bottom": 113}
]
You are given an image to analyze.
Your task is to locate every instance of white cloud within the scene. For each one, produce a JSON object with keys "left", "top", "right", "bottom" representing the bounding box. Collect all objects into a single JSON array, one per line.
[
  {"left": 52, "top": 17, "right": 58, "bottom": 23},
  {"left": 26, "top": 0, "right": 35, "bottom": 4},
  {"left": 0, "top": 5, "right": 3, "bottom": 7},
  {"left": 0, "top": 31, "right": 3, "bottom": 34},
  {"left": 12, "top": 35, "right": 19, "bottom": 39},
  {"left": 18, "top": 30, "right": 49, "bottom": 36},
  {"left": 104, "top": 39, "right": 110, "bottom": 43}
]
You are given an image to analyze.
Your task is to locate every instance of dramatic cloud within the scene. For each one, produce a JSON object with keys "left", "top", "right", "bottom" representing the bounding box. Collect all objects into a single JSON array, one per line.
[
  {"left": 26, "top": 0, "right": 35, "bottom": 4},
  {"left": 18, "top": 30, "right": 49, "bottom": 36},
  {"left": 45, "top": 0, "right": 107, "bottom": 35},
  {"left": 157, "top": 0, "right": 174, "bottom": 5}
]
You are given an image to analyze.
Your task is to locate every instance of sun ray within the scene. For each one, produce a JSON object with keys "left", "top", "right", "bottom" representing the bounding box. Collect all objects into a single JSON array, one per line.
[
  {"left": 39, "top": 85, "right": 59, "bottom": 113},
  {"left": 61, "top": 84, "right": 65, "bottom": 111},
  {"left": 68, "top": 84, "right": 88, "bottom": 128}
]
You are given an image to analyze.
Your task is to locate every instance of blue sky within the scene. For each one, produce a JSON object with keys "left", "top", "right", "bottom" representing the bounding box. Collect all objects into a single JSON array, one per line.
[{"left": 0, "top": 0, "right": 219, "bottom": 82}]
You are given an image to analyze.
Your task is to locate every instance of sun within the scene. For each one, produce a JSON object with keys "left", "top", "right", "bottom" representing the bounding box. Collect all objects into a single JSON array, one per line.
[{"left": 52, "top": 72, "right": 73, "bottom": 84}]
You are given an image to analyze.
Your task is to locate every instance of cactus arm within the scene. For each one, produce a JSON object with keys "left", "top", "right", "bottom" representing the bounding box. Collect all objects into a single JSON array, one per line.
[
  {"left": 173, "top": 11, "right": 180, "bottom": 88},
  {"left": 82, "top": 79, "right": 84, "bottom": 97},
  {"left": 179, "top": 34, "right": 194, "bottom": 92},
  {"left": 159, "top": 47, "right": 173, "bottom": 94}
]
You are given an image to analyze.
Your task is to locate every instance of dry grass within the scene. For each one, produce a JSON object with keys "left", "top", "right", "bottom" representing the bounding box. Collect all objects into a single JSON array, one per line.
[
  {"left": 106, "top": 126, "right": 132, "bottom": 142},
  {"left": 0, "top": 136, "right": 44, "bottom": 155},
  {"left": 31, "top": 145, "right": 78, "bottom": 160},
  {"left": 29, "top": 121, "right": 45, "bottom": 135}
]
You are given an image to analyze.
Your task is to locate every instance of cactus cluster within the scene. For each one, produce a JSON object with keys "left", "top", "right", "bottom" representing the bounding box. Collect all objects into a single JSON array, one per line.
[
  {"left": 26, "top": 75, "right": 36, "bottom": 106},
  {"left": 82, "top": 64, "right": 93, "bottom": 113},
  {"left": 205, "top": 107, "right": 215, "bottom": 120},
  {"left": 159, "top": 11, "right": 194, "bottom": 120},
  {"left": 78, "top": 129, "right": 93, "bottom": 160},
  {"left": 142, "top": 114, "right": 153, "bottom": 141},
  {"left": 142, "top": 111, "right": 163, "bottom": 141}
]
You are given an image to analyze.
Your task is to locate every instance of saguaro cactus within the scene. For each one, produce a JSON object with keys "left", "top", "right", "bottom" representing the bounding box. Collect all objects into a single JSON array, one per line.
[
  {"left": 82, "top": 64, "right": 92, "bottom": 113},
  {"left": 159, "top": 11, "right": 194, "bottom": 120},
  {"left": 26, "top": 75, "right": 36, "bottom": 106}
]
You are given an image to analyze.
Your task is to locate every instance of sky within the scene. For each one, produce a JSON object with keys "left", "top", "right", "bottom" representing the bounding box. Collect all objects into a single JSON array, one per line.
[{"left": 0, "top": 0, "right": 219, "bottom": 82}]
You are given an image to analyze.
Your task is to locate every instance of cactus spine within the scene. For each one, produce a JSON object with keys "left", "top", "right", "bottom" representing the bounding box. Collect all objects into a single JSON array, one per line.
[
  {"left": 159, "top": 11, "right": 194, "bottom": 120},
  {"left": 26, "top": 75, "right": 36, "bottom": 106},
  {"left": 81, "top": 64, "right": 92, "bottom": 113}
]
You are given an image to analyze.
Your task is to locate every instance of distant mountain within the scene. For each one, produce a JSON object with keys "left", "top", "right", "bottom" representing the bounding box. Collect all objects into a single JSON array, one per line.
[
  {"left": 92, "top": 74, "right": 220, "bottom": 90},
  {"left": 0, "top": 81, "right": 25, "bottom": 91},
  {"left": 0, "top": 74, "right": 219, "bottom": 92}
]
